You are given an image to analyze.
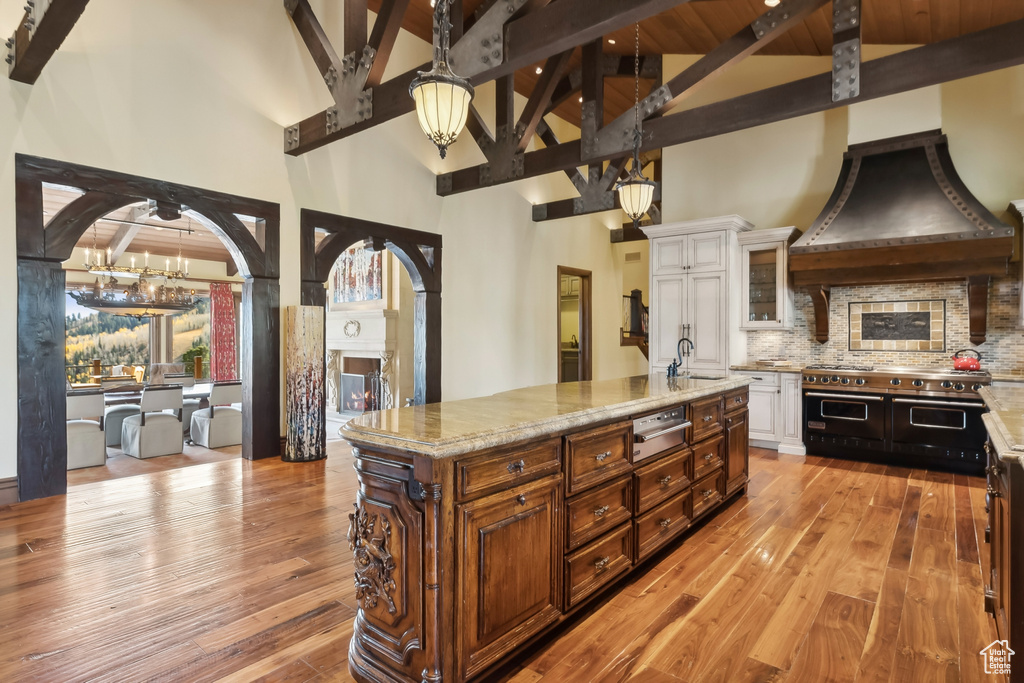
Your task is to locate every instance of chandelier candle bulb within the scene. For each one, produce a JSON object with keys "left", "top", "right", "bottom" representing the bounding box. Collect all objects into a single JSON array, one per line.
[
  {"left": 106, "top": 248, "right": 110, "bottom": 265},
  {"left": 130, "top": 256, "right": 135, "bottom": 268},
  {"left": 145, "top": 252, "right": 149, "bottom": 267}
]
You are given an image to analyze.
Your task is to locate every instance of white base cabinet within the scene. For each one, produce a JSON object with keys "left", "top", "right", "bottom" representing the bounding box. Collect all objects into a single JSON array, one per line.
[{"left": 734, "top": 370, "right": 805, "bottom": 455}]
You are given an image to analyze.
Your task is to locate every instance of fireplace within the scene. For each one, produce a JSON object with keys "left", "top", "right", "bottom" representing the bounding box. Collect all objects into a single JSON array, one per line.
[{"left": 339, "top": 358, "right": 388, "bottom": 415}]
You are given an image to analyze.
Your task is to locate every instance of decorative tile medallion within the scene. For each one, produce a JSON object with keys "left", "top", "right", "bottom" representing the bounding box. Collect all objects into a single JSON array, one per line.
[{"left": 848, "top": 300, "right": 946, "bottom": 352}]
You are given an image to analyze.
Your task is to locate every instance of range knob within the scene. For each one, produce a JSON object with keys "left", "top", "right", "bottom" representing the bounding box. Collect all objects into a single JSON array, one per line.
[
  {"left": 840, "top": 377, "right": 850, "bottom": 385},
  {"left": 954, "top": 383, "right": 965, "bottom": 391},
  {"left": 972, "top": 383, "right": 983, "bottom": 391},
  {"left": 855, "top": 378, "right": 866, "bottom": 386},
  {"left": 820, "top": 377, "right": 830, "bottom": 384},
  {"left": 912, "top": 379, "right": 924, "bottom": 387},
  {"left": 890, "top": 378, "right": 901, "bottom": 386},
  {"left": 941, "top": 380, "right": 953, "bottom": 389},
  {"left": 831, "top": 375, "right": 840, "bottom": 383},
  {"left": 805, "top": 376, "right": 816, "bottom": 383}
]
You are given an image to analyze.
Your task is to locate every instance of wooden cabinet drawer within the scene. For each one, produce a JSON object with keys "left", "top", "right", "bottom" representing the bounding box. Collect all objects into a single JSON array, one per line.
[
  {"left": 692, "top": 434, "right": 724, "bottom": 481},
  {"left": 456, "top": 438, "right": 561, "bottom": 501},
  {"left": 635, "top": 490, "right": 692, "bottom": 562},
  {"left": 634, "top": 447, "right": 692, "bottom": 514},
  {"left": 690, "top": 396, "right": 723, "bottom": 442},
  {"left": 564, "top": 421, "right": 632, "bottom": 496},
  {"left": 566, "top": 476, "right": 632, "bottom": 551},
  {"left": 564, "top": 522, "right": 633, "bottom": 610},
  {"left": 692, "top": 469, "right": 725, "bottom": 519},
  {"left": 724, "top": 388, "right": 748, "bottom": 414}
]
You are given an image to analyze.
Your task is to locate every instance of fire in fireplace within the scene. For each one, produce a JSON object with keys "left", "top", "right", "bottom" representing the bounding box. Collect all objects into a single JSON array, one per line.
[{"left": 340, "top": 371, "right": 387, "bottom": 415}]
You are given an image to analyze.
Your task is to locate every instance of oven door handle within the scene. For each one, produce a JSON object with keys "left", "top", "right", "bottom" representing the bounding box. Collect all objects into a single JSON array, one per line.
[
  {"left": 636, "top": 421, "right": 692, "bottom": 442},
  {"left": 805, "top": 392, "right": 885, "bottom": 401},
  {"left": 892, "top": 398, "right": 985, "bottom": 409}
]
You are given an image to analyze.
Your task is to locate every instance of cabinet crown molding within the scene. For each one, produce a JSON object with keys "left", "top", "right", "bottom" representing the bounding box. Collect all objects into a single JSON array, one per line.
[
  {"left": 642, "top": 215, "right": 753, "bottom": 239},
  {"left": 737, "top": 226, "right": 801, "bottom": 245}
]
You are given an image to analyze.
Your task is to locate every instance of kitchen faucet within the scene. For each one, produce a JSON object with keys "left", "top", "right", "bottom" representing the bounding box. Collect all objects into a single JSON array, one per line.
[{"left": 666, "top": 337, "right": 694, "bottom": 377}]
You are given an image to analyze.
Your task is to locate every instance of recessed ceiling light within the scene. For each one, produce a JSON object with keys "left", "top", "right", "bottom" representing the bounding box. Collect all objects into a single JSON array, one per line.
[
  {"left": 608, "top": 39, "right": 616, "bottom": 45},
  {"left": 535, "top": 67, "right": 543, "bottom": 75},
  {"left": 764, "top": 0, "right": 780, "bottom": 6}
]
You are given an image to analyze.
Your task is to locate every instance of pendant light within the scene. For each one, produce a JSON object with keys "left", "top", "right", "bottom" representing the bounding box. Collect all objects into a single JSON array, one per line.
[
  {"left": 616, "top": 23, "right": 656, "bottom": 225},
  {"left": 409, "top": 0, "right": 474, "bottom": 159}
]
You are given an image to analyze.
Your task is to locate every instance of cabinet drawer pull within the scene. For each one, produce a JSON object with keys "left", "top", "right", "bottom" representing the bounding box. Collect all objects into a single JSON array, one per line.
[
  {"left": 734, "top": 397, "right": 743, "bottom": 404},
  {"left": 515, "top": 494, "right": 527, "bottom": 506},
  {"left": 702, "top": 415, "right": 713, "bottom": 422},
  {"left": 986, "top": 463, "right": 1003, "bottom": 476},
  {"left": 594, "top": 556, "right": 610, "bottom": 571},
  {"left": 506, "top": 459, "right": 525, "bottom": 474},
  {"left": 703, "top": 489, "right": 714, "bottom": 499},
  {"left": 593, "top": 505, "right": 610, "bottom": 517},
  {"left": 658, "top": 475, "right": 672, "bottom": 486},
  {"left": 987, "top": 486, "right": 1001, "bottom": 499},
  {"left": 595, "top": 451, "right": 611, "bottom": 462},
  {"left": 704, "top": 453, "right": 713, "bottom": 462},
  {"left": 659, "top": 518, "right": 672, "bottom": 529}
]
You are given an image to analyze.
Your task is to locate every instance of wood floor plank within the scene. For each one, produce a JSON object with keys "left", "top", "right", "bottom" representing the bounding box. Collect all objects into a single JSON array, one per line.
[
  {"left": 919, "top": 474, "right": 955, "bottom": 533},
  {"left": 888, "top": 485, "right": 923, "bottom": 572},
  {"left": 869, "top": 465, "right": 911, "bottom": 510},
  {"left": 829, "top": 504, "right": 901, "bottom": 602},
  {"left": 784, "top": 591, "right": 874, "bottom": 683},
  {"left": 958, "top": 560, "right": 1003, "bottom": 683},
  {"left": 954, "top": 476, "right": 981, "bottom": 565},
  {"left": 855, "top": 566, "right": 909, "bottom": 683}
]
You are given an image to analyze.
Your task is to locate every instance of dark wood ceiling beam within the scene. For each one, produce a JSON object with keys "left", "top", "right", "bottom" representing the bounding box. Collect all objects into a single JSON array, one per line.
[
  {"left": 285, "top": 0, "right": 343, "bottom": 82},
  {"left": 5, "top": 0, "right": 90, "bottom": 84},
  {"left": 516, "top": 49, "right": 573, "bottom": 152},
  {"left": 345, "top": 0, "right": 368, "bottom": 57},
  {"left": 590, "top": 0, "right": 829, "bottom": 159},
  {"left": 365, "top": 0, "right": 412, "bottom": 87},
  {"left": 533, "top": 156, "right": 656, "bottom": 223},
  {"left": 439, "top": 19, "right": 1024, "bottom": 196},
  {"left": 285, "top": 0, "right": 691, "bottom": 155}
]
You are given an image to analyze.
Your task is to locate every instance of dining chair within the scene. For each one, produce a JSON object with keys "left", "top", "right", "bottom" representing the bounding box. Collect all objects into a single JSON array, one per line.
[
  {"left": 120, "top": 385, "right": 184, "bottom": 458},
  {"left": 190, "top": 381, "right": 243, "bottom": 449},
  {"left": 66, "top": 390, "right": 106, "bottom": 469}
]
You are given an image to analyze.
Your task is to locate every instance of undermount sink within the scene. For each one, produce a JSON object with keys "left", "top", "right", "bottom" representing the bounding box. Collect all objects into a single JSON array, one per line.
[{"left": 678, "top": 373, "right": 725, "bottom": 380}]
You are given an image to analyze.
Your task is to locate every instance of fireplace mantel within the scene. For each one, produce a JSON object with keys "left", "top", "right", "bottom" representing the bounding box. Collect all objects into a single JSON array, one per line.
[{"left": 326, "top": 308, "right": 399, "bottom": 411}]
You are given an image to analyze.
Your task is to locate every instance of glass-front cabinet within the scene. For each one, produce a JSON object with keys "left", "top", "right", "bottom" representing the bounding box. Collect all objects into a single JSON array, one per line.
[{"left": 738, "top": 227, "right": 800, "bottom": 330}]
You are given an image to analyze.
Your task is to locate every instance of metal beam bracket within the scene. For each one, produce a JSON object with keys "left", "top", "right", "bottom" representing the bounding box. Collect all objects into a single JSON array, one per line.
[
  {"left": 285, "top": 125, "right": 301, "bottom": 152},
  {"left": 831, "top": 38, "right": 859, "bottom": 101},
  {"left": 449, "top": 0, "right": 529, "bottom": 76},
  {"left": 751, "top": 4, "right": 793, "bottom": 39},
  {"left": 832, "top": 0, "right": 859, "bottom": 33},
  {"left": 4, "top": 35, "right": 14, "bottom": 68},
  {"left": 588, "top": 84, "right": 670, "bottom": 160}
]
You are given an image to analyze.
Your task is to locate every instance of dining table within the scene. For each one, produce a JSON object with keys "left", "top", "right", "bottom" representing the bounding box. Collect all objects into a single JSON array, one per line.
[{"left": 101, "top": 382, "right": 215, "bottom": 406}]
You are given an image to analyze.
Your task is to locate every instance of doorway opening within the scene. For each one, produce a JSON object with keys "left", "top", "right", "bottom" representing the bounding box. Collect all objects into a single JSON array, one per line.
[
  {"left": 15, "top": 155, "right": 281, "bottom": 501},
  {"left": 557, "top": 266, "right": 592, "bottom": 383}
]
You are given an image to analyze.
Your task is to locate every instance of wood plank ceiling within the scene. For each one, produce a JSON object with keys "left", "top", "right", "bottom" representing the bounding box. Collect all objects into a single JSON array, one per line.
[{"left": 369, "top": 0, "right": 1024, "bottom": 126}]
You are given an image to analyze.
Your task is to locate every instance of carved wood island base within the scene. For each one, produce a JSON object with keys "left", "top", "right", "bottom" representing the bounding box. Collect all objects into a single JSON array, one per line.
[{"left": 341, "top": 374, "right": 751, "bottom": 683}]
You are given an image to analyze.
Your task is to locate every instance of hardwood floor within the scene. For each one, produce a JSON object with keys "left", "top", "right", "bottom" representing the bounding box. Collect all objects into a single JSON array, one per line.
[
  {"left": 0, "top": 445, "right": 1001, "bottom": 682},
  {"left": 66, "top": 444, "right": 242, "bottom": 486}
]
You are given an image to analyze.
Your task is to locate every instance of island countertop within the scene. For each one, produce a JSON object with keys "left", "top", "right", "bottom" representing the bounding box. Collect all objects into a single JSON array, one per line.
[
  {"left": 980, "top": 385, "right": 1024, "bottom": 463},
  {"left": 341, "top": 374, "right": 751, "bottom": 459}
]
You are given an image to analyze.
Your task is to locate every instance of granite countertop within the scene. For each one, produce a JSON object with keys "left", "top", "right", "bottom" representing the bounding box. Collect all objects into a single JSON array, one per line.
[
  {"left": 730, "top": 364, "right": 804, "bottom": 374},
  {"left": 980, "top": 385, "right": 1024, "bottom": 464},
  {"left": 342, "top": 374, "right": 751, "bottom": 459}
]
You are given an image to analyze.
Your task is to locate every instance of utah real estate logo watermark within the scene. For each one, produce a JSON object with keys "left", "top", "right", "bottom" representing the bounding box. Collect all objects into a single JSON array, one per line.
[{"left": 981, "top": 639, "right": 1014, "bottom": 675}]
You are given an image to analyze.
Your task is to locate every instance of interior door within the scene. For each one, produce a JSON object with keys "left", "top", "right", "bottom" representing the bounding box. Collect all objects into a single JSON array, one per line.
[{"left": 687, "top": 272, "right": 725, "bottom": 372}]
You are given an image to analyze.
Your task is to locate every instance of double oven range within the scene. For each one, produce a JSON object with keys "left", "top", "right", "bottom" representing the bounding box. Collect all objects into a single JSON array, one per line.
[{"left": 802, "top": 364, "right": 990, "bottom": 473}]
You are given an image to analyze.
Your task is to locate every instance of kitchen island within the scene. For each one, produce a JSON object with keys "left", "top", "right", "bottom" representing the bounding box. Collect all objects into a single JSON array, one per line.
[
  {"left": 981, "top": 384, "right": 1024, "bottom": 679},
  {"left": 341, "top": 374, "right": 751, "bottom": 683}
]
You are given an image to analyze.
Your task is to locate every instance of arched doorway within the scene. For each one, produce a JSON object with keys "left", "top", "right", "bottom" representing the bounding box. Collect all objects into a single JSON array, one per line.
[
  {"left": 298, "top": 209, "right": 442, "bottom": 410},
  {"left": 15, "top": 155, "right": 281, "bottom": 501}
]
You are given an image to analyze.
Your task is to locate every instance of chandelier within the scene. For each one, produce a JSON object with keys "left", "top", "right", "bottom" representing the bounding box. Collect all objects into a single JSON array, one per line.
[
  {"left": 72, "top": 219, "right": 197, "bottom": 319},
  {"left": 409, "top": 0, "right": 474, "bottom": 159},
  {"left": 616, "top": 23, "right": 656, "bottom": 225}
]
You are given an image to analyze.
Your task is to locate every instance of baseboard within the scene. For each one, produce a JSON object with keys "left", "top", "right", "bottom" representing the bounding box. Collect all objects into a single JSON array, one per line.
[
  {"left": 0, "top": 477, "right": 18, "bottom": 505},
  {"left": 778, "top": 442, "right": 807, "bottom": 456},
  {"left": 750, "top": 439, "right": 779, "bottom": 450}
]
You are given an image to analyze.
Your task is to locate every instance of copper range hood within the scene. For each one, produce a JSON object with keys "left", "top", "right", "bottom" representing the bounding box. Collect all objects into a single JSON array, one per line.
[{"left": 790, "top": 130, "right": 1016, "bottom": 344}]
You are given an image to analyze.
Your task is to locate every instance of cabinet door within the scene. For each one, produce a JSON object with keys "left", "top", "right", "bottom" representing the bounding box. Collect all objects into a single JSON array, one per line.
[
  {"left": 748, "top": 385, "right": 779, "bottom": 442},
  {"left": 687, "top": 272, "right": 725, "bottom": 372},
  {"left": 652, "top": 236, "right": 687, "bottom": 275},
  {"left": 724, "top": 409, "right": 749, "bottom": 495},
  {"left": 650, "top": 275, "right": 686, "bottom": 369},
  {"left": 780, "top": 373, "right": 803, "bottom": 445},
  {"left": 740, "top": 242, "right": 785, "bottom": 329},
  {"left": 457, "top": 475, "right": 563, "bottom": 680},
  {"left": 688, "top": 232, "right": 727, "bottom": 273}
]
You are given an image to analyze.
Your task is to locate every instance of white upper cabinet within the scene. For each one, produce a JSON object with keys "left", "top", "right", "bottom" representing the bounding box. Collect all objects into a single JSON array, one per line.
[{"left": 738, "top": 227, "right": 800, "bottom": 330}]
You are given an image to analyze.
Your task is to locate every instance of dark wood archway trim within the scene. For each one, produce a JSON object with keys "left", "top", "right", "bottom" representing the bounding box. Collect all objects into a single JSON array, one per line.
[
  {"left": 298, "top": 209, "right": 442, "bottom": 405},
  {"left": 15, "top": 154, "right": 281, "bottom": 502}
]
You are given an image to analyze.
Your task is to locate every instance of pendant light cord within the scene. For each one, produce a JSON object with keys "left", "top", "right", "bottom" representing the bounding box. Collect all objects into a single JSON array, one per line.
[{"left": 632, "top": 22, "right": 642, "bottom": 169}]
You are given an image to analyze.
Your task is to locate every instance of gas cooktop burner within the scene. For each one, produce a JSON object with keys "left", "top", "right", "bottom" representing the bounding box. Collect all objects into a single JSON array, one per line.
[
  {"left": 804, "top": 364, "right": 876, "bottom": 371},
  {"left": 947, "top": 369, "right": 990, "bottom": 376}
]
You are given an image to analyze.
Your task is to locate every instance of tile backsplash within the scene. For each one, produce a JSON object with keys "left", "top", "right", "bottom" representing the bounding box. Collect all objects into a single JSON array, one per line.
[{"left": 746, "top": 266, "right": 1022, "bottom": 374}]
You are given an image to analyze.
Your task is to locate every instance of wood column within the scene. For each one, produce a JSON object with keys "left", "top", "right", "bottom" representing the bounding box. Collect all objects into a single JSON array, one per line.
[
  {"left": 242, "top": 277, "right": 281, "bottom": 460},
  {"left": 300, "top": 280, "right": 327, "bottom": 307},
  {"left": 17, "top": 259, "right": 68, "bottom": 500}
]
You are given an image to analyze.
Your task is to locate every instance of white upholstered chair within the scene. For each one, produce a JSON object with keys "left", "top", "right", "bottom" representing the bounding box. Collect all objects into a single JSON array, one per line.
[
  {"left": 165, "top": 373, "right": 201, "bottom": 434},
  {"left": 190, "top": 382, "right": 243, "bottom": 449},
  {"left": 121, "top": 385, "right": 184, "bottom": 458},
  {"left": 66, "top": 390, "right": 106, "bottom": 469}
]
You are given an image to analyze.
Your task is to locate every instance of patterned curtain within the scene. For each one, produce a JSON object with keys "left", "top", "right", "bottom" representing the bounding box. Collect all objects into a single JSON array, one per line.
[{"left": 210, "top": 283, "right": 237, "bottom": 381}]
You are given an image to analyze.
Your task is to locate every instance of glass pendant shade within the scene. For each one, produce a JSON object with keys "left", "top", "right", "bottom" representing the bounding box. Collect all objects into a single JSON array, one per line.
[
  {"left": 410, "top": 72, "right": 473, "bottom": 159},
  {"left": 617, "top": 175, "right": 656, "bottom": 221}
]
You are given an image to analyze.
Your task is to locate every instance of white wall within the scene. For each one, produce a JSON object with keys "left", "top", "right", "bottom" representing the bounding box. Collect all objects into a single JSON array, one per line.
[{"left": 0, "top": 0, "right": 643, "bottom": 480}]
